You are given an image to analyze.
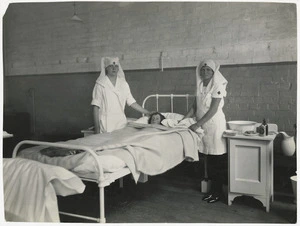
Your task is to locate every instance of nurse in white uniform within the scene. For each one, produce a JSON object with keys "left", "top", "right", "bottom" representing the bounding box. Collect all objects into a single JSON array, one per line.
[
  {"left": 91, "top": 57, "right": 150, "bottom": 134},
  {"left": 182, "top": 59, "right": 228, "bottom": 203}
]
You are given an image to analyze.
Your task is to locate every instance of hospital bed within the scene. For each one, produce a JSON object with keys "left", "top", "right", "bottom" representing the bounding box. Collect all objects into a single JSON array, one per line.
[
  {"left": 3, "top": 157, "right": 86, "bottom": 222},
  {"left": 12, "top": 94, "right": 198, "bottom": 223}
]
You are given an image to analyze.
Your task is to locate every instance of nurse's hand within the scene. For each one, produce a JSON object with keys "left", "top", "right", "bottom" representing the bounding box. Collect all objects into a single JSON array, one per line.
[
  {"left": 145, "top": 111, "right": 156, "bottom": 117},
  {"left": 189, "top": 123, "right": 200, "bottom": 132}
]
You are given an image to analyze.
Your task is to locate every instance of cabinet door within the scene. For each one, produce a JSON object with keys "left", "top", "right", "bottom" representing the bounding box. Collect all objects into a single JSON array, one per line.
[{"left": 229, "top": 139, "right": 267, "bottom": 196}]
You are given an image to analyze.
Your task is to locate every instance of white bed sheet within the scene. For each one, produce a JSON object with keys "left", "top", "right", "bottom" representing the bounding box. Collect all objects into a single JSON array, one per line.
[{"left": 18, "top": 123, "right": 200, "bottom": 182}]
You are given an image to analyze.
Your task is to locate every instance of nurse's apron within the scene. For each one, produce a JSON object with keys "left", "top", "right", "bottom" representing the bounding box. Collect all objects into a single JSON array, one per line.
[
  {"left": 99, "top": 78, "right": 127, "bottom": 133},
  {"left": 196, "top": 85, "right": 227, "bottom": 155}
]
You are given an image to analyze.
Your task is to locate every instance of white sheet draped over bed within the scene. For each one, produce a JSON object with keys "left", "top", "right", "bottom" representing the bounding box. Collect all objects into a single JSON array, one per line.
[
  {"left": 3, "top": 158, "right": 85, "bottom": 222},
  {"left": 18, "top": 123, "right": 202, "bottom": 182}
]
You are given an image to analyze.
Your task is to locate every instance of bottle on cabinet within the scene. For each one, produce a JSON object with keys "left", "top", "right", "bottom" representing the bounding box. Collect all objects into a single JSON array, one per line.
[{"left": 257, "top": 118, "right": 269, "bottom": 136}]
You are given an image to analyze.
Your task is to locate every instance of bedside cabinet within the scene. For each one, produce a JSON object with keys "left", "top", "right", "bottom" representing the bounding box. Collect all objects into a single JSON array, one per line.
[{"left": 223, "top": 133, "right": 277, "bottom": 212}]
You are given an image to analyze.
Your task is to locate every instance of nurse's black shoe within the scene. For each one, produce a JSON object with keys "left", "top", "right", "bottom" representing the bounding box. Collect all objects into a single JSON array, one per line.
[
  {"left": 207, "top": 195, "right": 220, "bottom": 203},
  {"left": 202, "top": 194, "right": 213, "bottom": 201}
]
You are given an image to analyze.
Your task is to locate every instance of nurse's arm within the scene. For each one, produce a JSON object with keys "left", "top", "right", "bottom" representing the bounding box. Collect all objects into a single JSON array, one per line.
[
  {"left": 192, "top": 98, "right": 221, "bottom": 130},
  {"left": 93, "top": 105, "right": 101, "bottom": 134},
  {"left": 130, "top": 102, "right": 150, "bottom": 116}
]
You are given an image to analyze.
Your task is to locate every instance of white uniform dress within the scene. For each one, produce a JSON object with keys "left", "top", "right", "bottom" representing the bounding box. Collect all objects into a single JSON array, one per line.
[
  {"left": 195, "top": 59, "right": 228, "bottom": 155},
  {"left": 91, "top": 76, "right": 136, "bottom": 133},
  {"left": 91, "top": 57, "right": 136, "bottom": 133},
  {"left": 196, "top": 80, "right": 227, "bottom": 155}
]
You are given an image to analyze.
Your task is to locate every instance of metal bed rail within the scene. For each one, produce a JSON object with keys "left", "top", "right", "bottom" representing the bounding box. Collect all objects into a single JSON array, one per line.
[
  {"left": 12, "top": 140, "right": 108, "bottom": 223},
  {"left": 142, "top": 94, "right": 195, "bottom": 113}
]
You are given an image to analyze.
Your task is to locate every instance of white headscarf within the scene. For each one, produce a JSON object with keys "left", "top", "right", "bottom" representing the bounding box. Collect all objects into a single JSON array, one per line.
[
  {"left": 195, "top": 59, "right": 228, "bottom": 96},
  {"left": 96, "top": 57, "right": 125, "bottom": 84}
]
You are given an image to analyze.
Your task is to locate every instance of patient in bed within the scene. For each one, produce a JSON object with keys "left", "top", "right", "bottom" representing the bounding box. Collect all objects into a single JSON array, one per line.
[
  {"left": 147, "top": 112, "right": 204, "bottom": 134},
  {"left": 148, "top": 112, "right": 166, "bottom": 125}
]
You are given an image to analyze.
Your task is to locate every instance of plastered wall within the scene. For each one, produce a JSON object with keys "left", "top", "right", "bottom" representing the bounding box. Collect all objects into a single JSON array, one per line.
[
  {"left": 3, "top": 2, "right": 297, "bottom": 76},
  {"left": 3, "top": 2, "right": 297, "bottom": 139}
]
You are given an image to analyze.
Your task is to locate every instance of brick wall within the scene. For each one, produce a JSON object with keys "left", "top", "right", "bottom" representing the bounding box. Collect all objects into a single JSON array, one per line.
[
  {"left": 3, "top": 2, "right": 297, "bottom": 76},
  {"left": 5, "top": 62, "right": 296, "bottom": 138},
  {"left": 3, "top": 2, "right": 297, "bottom": 138},
  {"left": 221, "top": 63, "right": 297, "bottom": 132}
]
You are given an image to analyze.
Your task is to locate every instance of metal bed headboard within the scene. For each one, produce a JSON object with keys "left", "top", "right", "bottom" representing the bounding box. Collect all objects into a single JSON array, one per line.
[{"left": 142, "top": 94, "right": 195, "bottom": 113}]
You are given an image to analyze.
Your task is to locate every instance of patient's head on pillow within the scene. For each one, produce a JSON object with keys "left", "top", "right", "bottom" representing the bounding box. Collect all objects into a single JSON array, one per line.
[{"left": 148, "top": 112, "right": 166, "bottom": 125}]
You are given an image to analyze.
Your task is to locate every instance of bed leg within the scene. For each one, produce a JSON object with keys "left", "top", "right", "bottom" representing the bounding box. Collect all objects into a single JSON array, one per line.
[
  {"left": 119, "top": 178, "right": 124, "bottom": 188},
  {"left": 99, "top": 186, "right": 106, "bottom": 223},
  {"left": 138, "top": 173, "right": 148, "bottom": 183}
]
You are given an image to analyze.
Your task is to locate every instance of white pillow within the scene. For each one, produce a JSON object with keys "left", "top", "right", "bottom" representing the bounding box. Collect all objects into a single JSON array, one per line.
[
  {"left": 134, "top": 116, "right": 149, "bottom": 124},
  {"left": 162, "top": 112, "right": 184, "bottom": 121},
  {"left": 127, "top": 117, "right": 137, "bottom": 123},
  {"left": 134, "top": 112, "right": 184, "bottom": 124}
]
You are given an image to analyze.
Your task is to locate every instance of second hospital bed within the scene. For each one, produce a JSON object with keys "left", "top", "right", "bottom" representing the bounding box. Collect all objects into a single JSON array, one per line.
[{"left": 12, "top": 94, "right": 199, "bottom": 223}]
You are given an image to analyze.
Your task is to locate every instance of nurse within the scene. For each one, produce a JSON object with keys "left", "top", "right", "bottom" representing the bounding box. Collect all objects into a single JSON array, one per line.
[
  {"left": 182, "top": 59, "right": 228, "bottom": 203},
  {"left": 91, "top": 57, "right": 150, "bottom": 133}
]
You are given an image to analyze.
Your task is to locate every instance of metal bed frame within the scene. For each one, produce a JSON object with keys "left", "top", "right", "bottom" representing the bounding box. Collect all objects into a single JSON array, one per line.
[
  {"left": 12, "top": 94, "right": 195, "bottom": 223},
  {"left": 142, "top": 93, "right": 194, "bottom": 113}
]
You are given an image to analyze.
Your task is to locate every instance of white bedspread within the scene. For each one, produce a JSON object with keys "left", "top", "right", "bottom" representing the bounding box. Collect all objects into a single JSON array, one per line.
[
  {"left": 19, "top": 123, "right": 201, "bottom": 182},
  {"left": 67, "top": 123, "right": 201, "bottom": 181},
  {"left": 3, "top": 158, "right": 85, "bottom": 222}
]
